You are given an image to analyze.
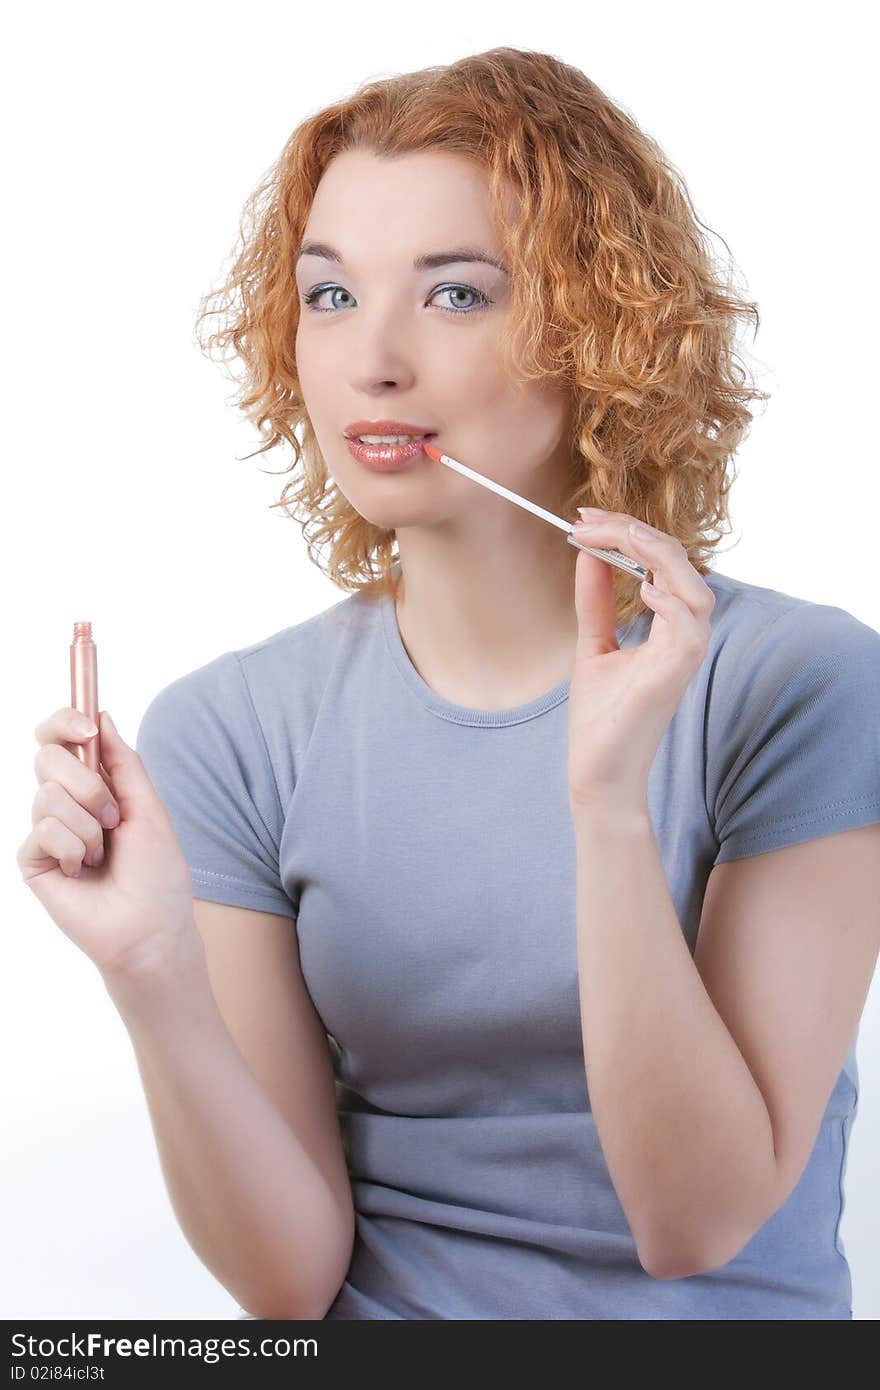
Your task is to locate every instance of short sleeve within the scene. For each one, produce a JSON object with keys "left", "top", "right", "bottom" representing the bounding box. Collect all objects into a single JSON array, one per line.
[
  {"left": 708, "top": 603, "right": 880, "bottom": 864},
  {"left": 135, "top": 651, "right": 296, "bottom": 918}
]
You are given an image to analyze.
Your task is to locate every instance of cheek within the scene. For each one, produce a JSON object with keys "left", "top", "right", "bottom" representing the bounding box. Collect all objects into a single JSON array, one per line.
[
  {"left": 294, "top": 329, "right": 332, "bottom": 404},
  {"left": 491, "top": 405, "right": 571, "bottom": 480}
]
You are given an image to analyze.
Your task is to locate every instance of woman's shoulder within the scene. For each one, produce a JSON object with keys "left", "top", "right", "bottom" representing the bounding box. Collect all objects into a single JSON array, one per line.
[
  {"left": 134, "top": 591, "right": 384, "bottom": 746},
  {"left": 704, "top": 570, "right": 880, "bottom": 864},
  {"left": 238, "top": 589, "right": 382, "bottom": 659},
  {"left": 156, "top": 589, "right": 385, "bottom": 704},
  {"left": 704, "top": 568, "right": 879, "bottom": 659}
]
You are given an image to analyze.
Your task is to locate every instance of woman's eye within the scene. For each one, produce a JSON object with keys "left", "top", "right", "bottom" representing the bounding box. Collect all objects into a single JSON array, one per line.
[
  {"left": 301, "top": 283, "right": 492, "bottom": 316},
  {"left": 430, "top": 285, "right": 490, "bottom": 314}
]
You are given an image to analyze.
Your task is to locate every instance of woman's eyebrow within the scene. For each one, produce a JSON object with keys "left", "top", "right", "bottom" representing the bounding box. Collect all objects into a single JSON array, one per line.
[{"left": 295, "top": 241, "right": 509, "bottom": 274}]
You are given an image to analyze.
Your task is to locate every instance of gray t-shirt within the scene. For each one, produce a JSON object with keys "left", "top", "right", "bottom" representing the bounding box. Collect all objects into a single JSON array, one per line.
[{"left": 135, "top": 565, "right": 880, "bottom": 1319}]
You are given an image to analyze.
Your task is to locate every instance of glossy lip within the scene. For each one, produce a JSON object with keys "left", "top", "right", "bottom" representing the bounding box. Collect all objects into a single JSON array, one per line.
[
  {"left": 345, "top": 436, "right": 431, "bottom": 470},
  {"left": 343, "top": 418, "right": 438, "bottom": 438}
]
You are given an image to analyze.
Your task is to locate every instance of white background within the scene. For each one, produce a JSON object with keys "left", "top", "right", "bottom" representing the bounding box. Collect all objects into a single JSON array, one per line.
[{"left": 3, "top": 0, "right": 878, "bottom": 1320}]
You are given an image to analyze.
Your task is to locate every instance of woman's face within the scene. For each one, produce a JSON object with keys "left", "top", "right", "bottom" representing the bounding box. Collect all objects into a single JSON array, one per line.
[{"left": 294, "top": 147, "right": 575, "bottom": 531}]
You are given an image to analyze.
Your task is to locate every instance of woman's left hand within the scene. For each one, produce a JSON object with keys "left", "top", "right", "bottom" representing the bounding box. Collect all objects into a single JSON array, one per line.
[{"left": 567, "top": 508, "right": 716, "bottom": 814}]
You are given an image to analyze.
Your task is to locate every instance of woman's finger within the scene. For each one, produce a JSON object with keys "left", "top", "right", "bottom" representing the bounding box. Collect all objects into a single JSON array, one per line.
[{"left": 572, "top": 516, "right": 714, "bottom": 623}]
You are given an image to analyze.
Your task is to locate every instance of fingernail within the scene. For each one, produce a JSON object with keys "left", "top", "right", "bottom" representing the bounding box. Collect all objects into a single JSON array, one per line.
[
  {"left": 74, "top": 716, "right": 98, "bottom": 736},
  {"left": 100, "top": 803, "right": 119, "bottom": 828},
  {"left": 577, "top": 507, "right": 604, "bottom": 518}
]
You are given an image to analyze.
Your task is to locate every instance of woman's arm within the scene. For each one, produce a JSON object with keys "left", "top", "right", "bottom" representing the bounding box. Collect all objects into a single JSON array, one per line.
[
  {"left": 102, "top": 930, "right": 353, "bottom": 1320},
  {"left": 573, "top": 804, "right": 777, "bottom": 1281}
]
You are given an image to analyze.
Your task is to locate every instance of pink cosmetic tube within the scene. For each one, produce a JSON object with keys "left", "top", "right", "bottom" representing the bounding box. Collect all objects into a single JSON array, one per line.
[{"left": 70, "top": 621, "right": 101, "bottom": 775}]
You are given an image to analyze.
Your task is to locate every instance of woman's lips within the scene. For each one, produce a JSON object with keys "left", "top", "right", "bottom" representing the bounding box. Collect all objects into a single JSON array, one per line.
[{"left": 344, "top": 434, "right": 436, "bottom": 471}]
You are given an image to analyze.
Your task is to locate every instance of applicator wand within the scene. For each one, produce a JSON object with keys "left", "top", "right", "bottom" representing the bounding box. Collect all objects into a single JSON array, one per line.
[{"left": 421, "top": 440, "right": 650, "bottom": 582}]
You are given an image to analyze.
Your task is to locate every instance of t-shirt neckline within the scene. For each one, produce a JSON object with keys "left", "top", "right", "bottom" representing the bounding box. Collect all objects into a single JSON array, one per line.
[{"left": 379, "top": 579, "right": 646, "bottom": 728}]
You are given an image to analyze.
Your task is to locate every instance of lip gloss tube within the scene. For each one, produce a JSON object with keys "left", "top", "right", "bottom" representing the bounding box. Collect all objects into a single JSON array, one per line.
[{"left": 70, "top": 621, "right": 101, "bottom": 775}]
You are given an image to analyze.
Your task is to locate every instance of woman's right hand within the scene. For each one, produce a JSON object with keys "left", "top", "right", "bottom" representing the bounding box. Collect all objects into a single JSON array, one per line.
[{"left": 18, "top": 707, "right": 198, "bottom": 981}]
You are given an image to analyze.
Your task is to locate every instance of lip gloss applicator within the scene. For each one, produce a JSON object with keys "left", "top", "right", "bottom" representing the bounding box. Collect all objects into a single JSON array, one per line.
[
  {"left": 421, "top": 441, "right": 651, "bottom": 583},
  {"left": 70, "top": 621, "right": 101, "bottom": 776}
]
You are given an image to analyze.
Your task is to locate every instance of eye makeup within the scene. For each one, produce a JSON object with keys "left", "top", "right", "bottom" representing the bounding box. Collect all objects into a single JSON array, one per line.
[{"left": 300, "top": 282, "right": 495, "bottom": 317}]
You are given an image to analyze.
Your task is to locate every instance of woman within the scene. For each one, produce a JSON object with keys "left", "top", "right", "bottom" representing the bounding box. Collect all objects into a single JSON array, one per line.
[{"left": 21, "top": 47, "right": 880, "bottom": 1320}]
